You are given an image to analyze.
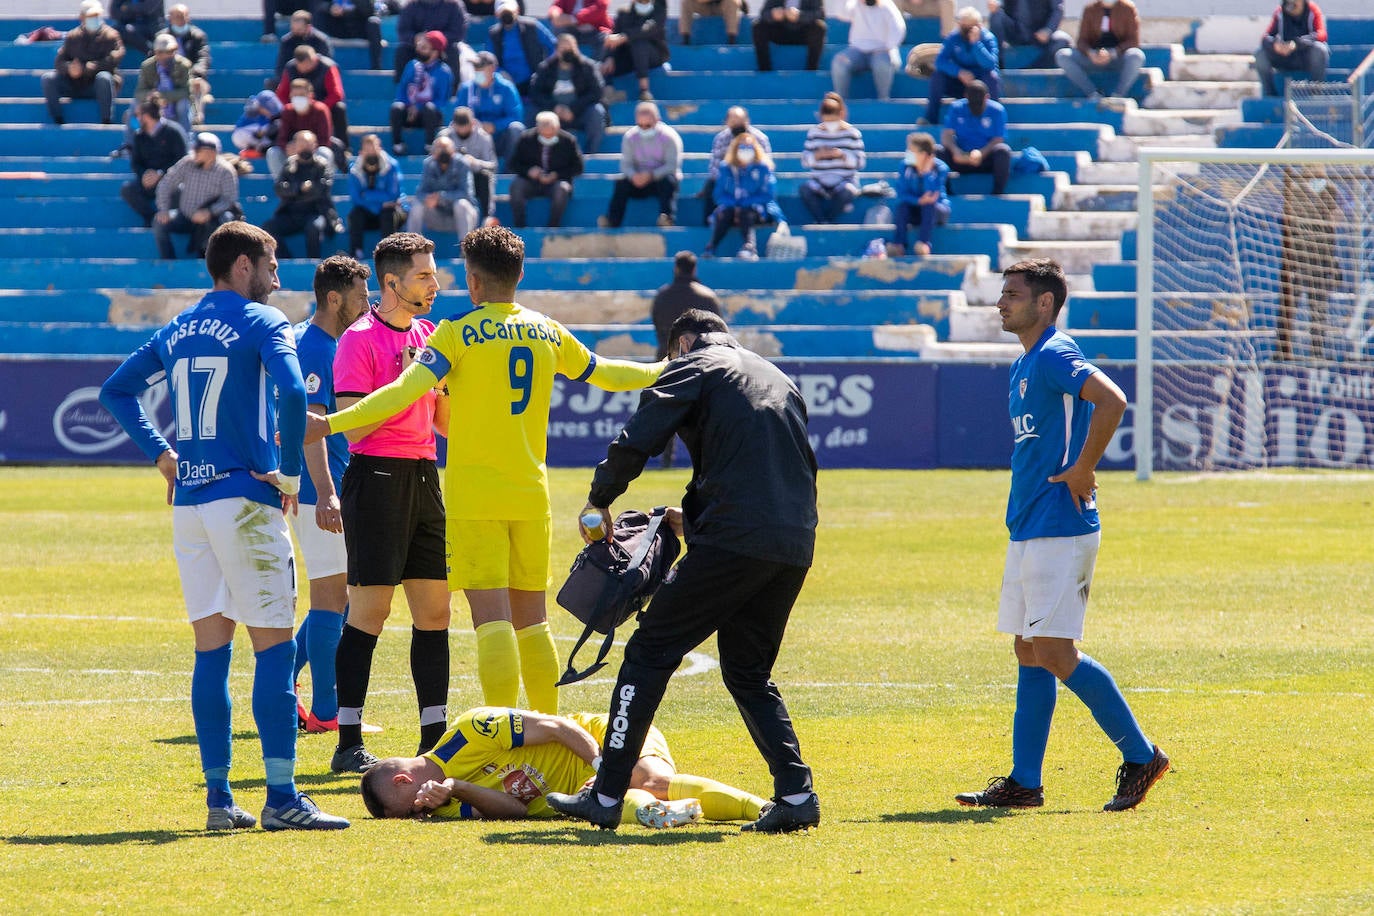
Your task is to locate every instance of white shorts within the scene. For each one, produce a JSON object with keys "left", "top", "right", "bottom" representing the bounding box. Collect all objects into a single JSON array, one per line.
[
  {"left": 173, "top": 497, "right": 297, "bottom": 629},
  {"left": 287, "top": 505, "right": 348, "bottom": 580},
  {"left": 996, "top": 531, "right": 1101, "bottom": 641}
]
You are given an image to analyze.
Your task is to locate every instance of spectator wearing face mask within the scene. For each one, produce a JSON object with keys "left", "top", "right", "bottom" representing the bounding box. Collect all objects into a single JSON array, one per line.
[
  {"left": 43, "top": 1, "right": 125, "bottom": 126},
  {"left": 1254, "top": 0, "right": 1329, "bottom": 98},
  {"left": 507, "top": 111, "right": 584, "bottom": 228},
  {"left": 348, "top": 133, "right": 406, "bottom": 258},
  {"left": 830, "top": 0, "right": 907, "bottom": 102},
  {"left": 599, "top": 100, "right": 683, "bottom": 228},
  {"left": 156, "top": 5, "right": 212, "bottom": 126},
  {"left": 458, "top": 52, "right": 527, "bottom": 164},
  {"left": 705, "top": 133, "right": 781, "bottom": 262},
  {"left": 600, "top": 0, "right": 669, "bottom": 103},
  {"left": 937, "top": 79, "right": 1011, "bottom": 195},
  {"left": 265, "top": 128, "right": 335, "bottom": 259},
  {"left": 489, "top": 0, "right": 558, "bottom": 97},
  {"left": 406, "top": 135, "right": 480, "bottom": 247},
  {"left": 924, "top": 6, "right": 1001, "bottom": 127},
  {"left": 888, "top": 132, "right": 950, "bottom": 257},
  {"left": 271, "top": 78, "right": 341, "bottom": 177},
  {"left": 699, "top": 106, "right": 771, "bottom": 226},
  {"left": 1054, "top": 0, "right": 1145, "bottom": 100},
  {"left": 276, "top": 44, "right": 350, "bottom": 151},
  {"left": 133, "top": 33, "right": 193, "bottom": 134},
  {"left": 395, "top": 0, "right": 469, "bottom": 84},
  {"left": 529, "top": 33, "right": 608, "bottom": 155},
  {"left": 800, "top": 92, "right": 865, "bottom": 224},
  {"left": 233, "top": 89, "right": 283, "bottom": 157},
  {"left": 437, "top": 107, "right": 498, "bottom": 226},
  {"left": 391, "top": 31, "right": 455, "bottom": 156}
]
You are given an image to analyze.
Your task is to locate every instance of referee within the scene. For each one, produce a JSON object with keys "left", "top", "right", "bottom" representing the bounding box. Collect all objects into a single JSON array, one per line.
[{"left": 548, "top": 310, "right": 821, "bottom": 834}]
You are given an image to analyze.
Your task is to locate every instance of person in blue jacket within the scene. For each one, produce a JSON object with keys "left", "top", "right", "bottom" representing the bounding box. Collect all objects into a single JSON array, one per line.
[
  {"left": 705, "top": 133, "right": 782, "bottom": 261},
  {"left": 390, "top": 30, "right": 454, "bottom": 156},
  {"left": 888, "top": 132, "right": 950, "bottom": 257},
  {"left": 924, "top": 6, "right": 1001, "bottom": 126},
  {"left": 347, "top": 133, "right": 406, "bottom": 258},
  {"left": 456, "top": 51, "right": 527, "bottom": 163}
]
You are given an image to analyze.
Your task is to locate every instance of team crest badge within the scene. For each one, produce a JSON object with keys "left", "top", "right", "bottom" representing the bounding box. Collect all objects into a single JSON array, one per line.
[
  {"left": 1070, "top": 359, "right": 1087, "bottom": 377},
  {"left": 1018, "top": 379, "right": 1027, "bottom": 398},
  {"left": 305, "top": 373, "right": 321, "bottom": 395},
  {"left": 417, "top": 348, "right": 439, "bottom": 366}
]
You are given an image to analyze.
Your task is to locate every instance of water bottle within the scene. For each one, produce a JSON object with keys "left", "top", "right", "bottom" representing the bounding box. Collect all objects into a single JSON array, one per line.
[{"left": 581, "top": 511, "right": 607, "bottom": 541}]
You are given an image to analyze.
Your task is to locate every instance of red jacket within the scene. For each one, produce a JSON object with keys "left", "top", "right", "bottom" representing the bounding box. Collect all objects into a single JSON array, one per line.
[
  {"left": 275, "top": 59, "right": 346, "bottom": 109},
  {"left": 275, "top": 100, "right": 334, "bottom": 148},
  {"left": 550, "top": 0, "right": 613, "bottom": 32},
  {"left": 1263, "top": 0, "right": 1327, "bottom": 45}
]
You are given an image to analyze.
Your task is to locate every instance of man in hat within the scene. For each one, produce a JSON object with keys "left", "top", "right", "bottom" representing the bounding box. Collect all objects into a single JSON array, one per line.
[
  {"left": 395, "top": 0, "right": 469, "bottom": 84},
  {"left": 153, "top": 131, "right": 240, "bottom": 259},
  {"left": 42, "top": 1, "right": 125, "bottom": 125},
  {"left": 391, "top": 31, "right": 455, "bottom": 156},
  {"left": 134, "top": 32, "right": 194, "bottom": 133}
]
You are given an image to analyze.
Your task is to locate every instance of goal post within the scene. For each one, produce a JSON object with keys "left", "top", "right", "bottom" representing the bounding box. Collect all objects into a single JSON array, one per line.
[{"left": 1135, "top": 147, "right": 1374, "bottom": 479}]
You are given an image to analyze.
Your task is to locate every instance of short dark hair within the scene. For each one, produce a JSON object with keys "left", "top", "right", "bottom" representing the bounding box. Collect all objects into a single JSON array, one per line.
[
  {"left": 373, "top": 232, "right": 436, "bottom": 288},
  {"left": 1003, "top": 258, "right": 1068, "bottom": 316},
  {"left": 966, "top": 79, "right": 988, "bottom": 102},
  {"left": 668, "top": 309, "right": 728, "bottom": 351},
  {"left": 204, "top": 222, "right": 275, "bottom": 282},
  {"left": 293, "top": 45, "right": 315, "bottom": 63},
  {"left": 461, "top": 225, "right": 525, "bottom": 288},
  {"left": 137, "top": 95, "right": 163, "bottom": 120},
  {"left": 359, "top": 768, "right": 388, "bottom": 818},
  {"left": 908, "top": 132, "right": 935, "bottom": 156},
  {"left": 313, "top": 254, "right": 371, "bottom": 310},
  {"left": 673, "top": 250, "right": 696, "bottom": 278}
]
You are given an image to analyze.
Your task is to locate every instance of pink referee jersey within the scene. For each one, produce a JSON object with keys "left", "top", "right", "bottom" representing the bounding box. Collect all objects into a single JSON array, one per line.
[{"left": 333, "top": 309, "right": 439, "bottom": 459}]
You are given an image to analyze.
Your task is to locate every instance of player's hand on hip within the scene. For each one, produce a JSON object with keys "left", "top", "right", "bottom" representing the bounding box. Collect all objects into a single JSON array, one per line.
[
  {"left": 1048, "top": 463, "right": 1097, "bottom": 512},
  {"left": 303, "top": 412, "right": 331, "bottom": 445},
  {"left": 155, "top": 448, "right": 178, "bottom": 506},
  {"left": 316, "top": 493, "right": 343, "bottom": 533}
]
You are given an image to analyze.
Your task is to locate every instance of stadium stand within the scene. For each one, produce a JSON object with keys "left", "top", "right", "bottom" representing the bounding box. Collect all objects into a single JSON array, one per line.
[{"left": 0, "top": 4, "right": 1367, "bottom": 365}]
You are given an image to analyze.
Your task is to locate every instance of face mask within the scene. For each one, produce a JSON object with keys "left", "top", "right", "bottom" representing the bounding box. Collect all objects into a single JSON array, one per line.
[
  {"left": 560, "top": 50, "right": 577, "bottom": 64},
  {"left": 499, "top": 10, "right": 515, "bottom": 24},
  {"left": 82, "top": 17, "right": 101, "bottom": 31},
  {"left": 436, "top": 151, "right": 453, "bottom": 165},
  {"left": 737, "top": 147, "right": 756, "bottom": 164},
  {"left": 820, "top": 119, "right": 841, "bottom": 131},
  {"left": 363, "top": 154, "right": 380, "bottom": 170},
  {"left": 1100, "top": 0, "right": 1117, "bottom": 6},
  {"left": 634, "top": 2, "right": 654, "bottom": 15},
  {"left": 905, "top": 152, "right": 920, "bottom": 166},
  {"left": 1309, "top": 178, "right": 1328, "bottom": 194},
  {"left": 170, "top": 23, "right": 189, "bottom": 35},
  {"left": 476, "top": 72, "right": 492, "bottom": 88},
  {"left": 538, "top": 133, "right": 559, "bottom": 146},
  {"left": 291, "top": 96, "right": 310, "bottom": 113},
  {"left": 730, "top": 124, "right": 746, "bottom": 136}
]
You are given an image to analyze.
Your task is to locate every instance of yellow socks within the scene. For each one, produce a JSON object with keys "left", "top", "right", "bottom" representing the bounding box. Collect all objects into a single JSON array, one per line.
[
  {"left": 515, "top": 621, "right": 560, "bottom": 714},
  {"left": 669, "top": 774, "right": 766, "bottom": 822},
  {"left": 474, "top": 620, "right": 519, "bottom": 707}
]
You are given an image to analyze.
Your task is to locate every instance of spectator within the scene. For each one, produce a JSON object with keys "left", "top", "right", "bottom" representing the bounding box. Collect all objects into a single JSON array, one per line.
[
  {"left": 548, "top": 0, "right": 613, "bottom": 54},
  {"left": 489, "top": 0, "right": 558, "bottom": 97},
  {"left": 233, "top": 89, "right": 283, "bottom": 157},
  {"left": 1255, "top": 0, "right": 1329, "bottom": 97},
  {"left": 271, "top": 78, "right": 340, "bottom": 176},
  {"left": 706, "top": 132, "right": 780, "bottom": 261},
  {"left": 800, "top": 92, "right": 865, "bottom": 223},
  {"left": 507, "top": 111, "right": 583, "bottom": 228},
  {"left": 457, "top": 52, "right": 526, "bottom": 163},
  {"left": 261, "top": 0, "right": 299, "bottom": 42},
  {"left": 154, "top": 131, "right": 239, "bottom": 259},
  {"left": 121, "top": 96, "right": 188, "bottom": 226},
  {"left": 348, "top": 133, "right": 406, "bottom": 258},
  {"left": 405, "top": 136, "right": 479, "bottom": 247},
  {"left": 158, "top": 5, "right": 212, "bottom": 126},
  {"left": 599, "top": 100, "right": 682, "bottom": 228},
  {"left": 752, "top": 0, "right": 827, "bottom": 72},
  {"left": 396, "top": 0, "right": 469, "bottom": 84},
  {"left": 43, "top": 1, "right": 125, "bottom": 126},
  {"left": 830, "top": 0, "right": 907, "bottom": 102},
  {"left": 275, "top": 9, "right": 335, "bottom": 78},
  {"left": 701, "top": 106, "right": 771, "bottom": 226},
  {"left": 528, "top": 32, "right": 608, "bottom": 154},
  {"left": 1055, "top": 0, "right": 1145, "bottom": 100},
  {"left": 134, "top": 33, "right": 193, "bottom": 134},
  {"left": 601, "top": 0, "right": 669, "bottom": 102},
  {"left": 924, "top": 6, "right": 1001, "bottom": 126},
  {"left": 391, "top": 31, "right": 455, "bottom": 155},
  {"left": 988, "top": 0, "right": 1069, "bottom": 68},
  {"left": 313, "top": 0, "right": 384, "bottom": 71},
  {"left": 679, "top": 0, "right": 744, "bottom": 45},
  {"left": 265, "top": 129, "right": 334, "bottom": 259},
  {"left": 938, "top": 79, "right": 1011, "bottom": 195},
  {"left": 276, "top": 44, "right": 350, "bottom": 151},
  {"left": 437, "top": 107, "right": 498, "bottom": 226},
  {"left": 111, "top": 0, "right": 164, "bottom": 56},
  {"left": 887, "top": 132, "right": 949, "bottom": 257}
]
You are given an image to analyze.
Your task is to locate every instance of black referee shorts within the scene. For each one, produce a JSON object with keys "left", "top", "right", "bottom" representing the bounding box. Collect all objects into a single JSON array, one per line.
[{"left": 341, "top": 454, "right": 447, "bottom": 586}]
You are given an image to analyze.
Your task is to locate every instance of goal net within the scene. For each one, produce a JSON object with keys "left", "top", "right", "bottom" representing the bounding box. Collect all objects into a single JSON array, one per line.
[{"left": 1135, "top": 148, "right": 1374, "bottom": 477}]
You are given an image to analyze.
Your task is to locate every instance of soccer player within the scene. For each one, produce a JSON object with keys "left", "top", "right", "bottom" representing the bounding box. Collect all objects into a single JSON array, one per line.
[
  {"left": 955, "top": 258, "right": 1169, "bottom": 812},
  {"left": 329, "top": 232, "right": 452, "bottom": 774},
  {"left": 99, "top": 221, "right": 349, "bottom": 831},
  {"left": 361, "top": 706, "right": 768, "bottom": 829},
  {"left": 287, "top": 254, "right": 374, "bottom": 735},
  {"left": 307, "top": 226, "right": 664, "bottom": 719}
]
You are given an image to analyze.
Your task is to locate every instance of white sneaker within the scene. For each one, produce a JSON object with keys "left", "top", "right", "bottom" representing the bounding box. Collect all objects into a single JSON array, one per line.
[{"left": 636, "top": 798, "right": 702, "bottom": 829}]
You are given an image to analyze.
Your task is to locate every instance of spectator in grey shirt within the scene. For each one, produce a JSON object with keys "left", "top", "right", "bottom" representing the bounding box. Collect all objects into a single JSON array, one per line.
[{"left": 154, "top": 131, "right": 240, "bottom": 259}]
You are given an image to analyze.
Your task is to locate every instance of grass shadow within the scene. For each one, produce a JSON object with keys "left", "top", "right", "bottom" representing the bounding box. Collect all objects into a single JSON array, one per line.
[
  {"left": 153, "top": 731, "right": 258, "bottom": 746},
  {"left": 871, "top": 808, "right": 1044, "bottom": 825},
  {"left": 6, "top": 828, "right": 219, "bottom": 847},
  {"left": 481, "top": 826, "right": 732, "bottom": 846}
]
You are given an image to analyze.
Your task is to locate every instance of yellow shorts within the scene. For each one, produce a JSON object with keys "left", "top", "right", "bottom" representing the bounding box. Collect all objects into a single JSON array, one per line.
[
  {"left": 447, "top": 517, "right": 552, "bottom": 591},
  {"left": 571, "top": 712, "right": 675, "bottom": 768}
]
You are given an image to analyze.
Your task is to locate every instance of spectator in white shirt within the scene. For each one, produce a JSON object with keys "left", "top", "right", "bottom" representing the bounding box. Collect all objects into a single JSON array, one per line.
[{"left": 831, "top": 0, "right": 908, "bottom": 101}]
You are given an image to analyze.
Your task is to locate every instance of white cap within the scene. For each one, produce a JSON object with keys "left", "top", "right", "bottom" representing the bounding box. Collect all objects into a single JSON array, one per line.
[
  {"left": 81, "top": 1, "right": 105, "bottom": 17},
  {"left": 153, "top": 33, "right": 178, "bottom": 52}
]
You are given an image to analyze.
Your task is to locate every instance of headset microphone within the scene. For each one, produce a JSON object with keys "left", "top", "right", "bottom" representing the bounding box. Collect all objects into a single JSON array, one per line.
[{"left": 389, "top": 280, "right": 426, "bottom": 311}]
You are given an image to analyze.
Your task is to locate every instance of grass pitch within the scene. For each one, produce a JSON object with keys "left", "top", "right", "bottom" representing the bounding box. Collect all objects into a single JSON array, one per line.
[{"left": 1, "top": 467, "right": 1371, "bottom": 913}]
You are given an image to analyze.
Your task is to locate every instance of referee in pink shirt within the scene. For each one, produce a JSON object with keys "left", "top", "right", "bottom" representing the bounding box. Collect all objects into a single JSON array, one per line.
[{"left": 329, "top": 232, "right": 453, "bottom": 773}]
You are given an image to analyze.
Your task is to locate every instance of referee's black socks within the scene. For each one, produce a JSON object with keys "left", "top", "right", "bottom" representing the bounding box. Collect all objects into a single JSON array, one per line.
[
  {"left": 411, "top": 627, "right": 450, "bottom": 754},
  {"left": 335, "top": 624, "right": 378, "bottom": 750}
]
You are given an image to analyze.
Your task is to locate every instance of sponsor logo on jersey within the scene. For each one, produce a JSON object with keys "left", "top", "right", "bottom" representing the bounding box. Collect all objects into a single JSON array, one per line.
[
  {"left": 1070, "top": 359, "right": 1088, "bottom": 377},
  {"left": 473, "top": 712, "right": 501, "bottom": 738},
  {"left": 500, "top": 765, "right": 546, "bottom": 805},
  {"left": 607, "top": 683, "right": 636, "bottom": 750},
  {"left": 305, "top": 372, "right": 322, "bottom": 395},
  {"left": 1012, "top": 413, "right": 1039, "bottom": 443}
]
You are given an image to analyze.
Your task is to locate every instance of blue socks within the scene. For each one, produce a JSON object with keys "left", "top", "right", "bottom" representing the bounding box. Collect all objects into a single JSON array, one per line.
[
  {"left": 293, "top": 617, "right": 310, "bottom": 681},
  {"left": 253, "top": 640, "right": 300, "bottom": 810},
  {"left": 1010, "top": 664, "right": 1057, "bottom": 789},
  {"left": 1063, "top": 654, "right": 1154, "bottom": 765},
  {"left": 303, "top": 609, "right": 345, "bottom": 721},
  {"left": 192, "top": 642, "right": 233, "bottom": 809}
]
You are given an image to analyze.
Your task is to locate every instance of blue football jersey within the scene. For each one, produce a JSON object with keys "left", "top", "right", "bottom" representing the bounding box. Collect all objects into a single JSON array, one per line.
[
  {"left": 100, "top": 290, "right": 306, "bottom": 508},
  {"left": 1006, "top": 327, "right": 1101, "bottom": 540},
  {"left": 293, "top": 320, "right": 350, "bottom": 506}
]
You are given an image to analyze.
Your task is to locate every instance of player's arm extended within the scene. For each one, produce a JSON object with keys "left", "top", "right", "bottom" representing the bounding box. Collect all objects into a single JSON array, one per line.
[
  {"left": 327, "top": 359, "right": 439, "bottom": 436},
  {"left": 585, "top": 355, "right": 667, "bottom": 391}
]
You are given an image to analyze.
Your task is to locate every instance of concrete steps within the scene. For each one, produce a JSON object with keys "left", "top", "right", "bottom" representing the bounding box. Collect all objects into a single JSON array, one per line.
[
  {"left": 1122, "top": 106, "right": 1244, "bottom": 136},
  {"left": 1029, "top": 211, "right": 1137, "bottom": 242},
  {"left": 1144, "top": 80, "right": 1260, "bottom": 111},
  {"left": 1000, "top": 240, "right": 1122, "bottom": 275}
]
